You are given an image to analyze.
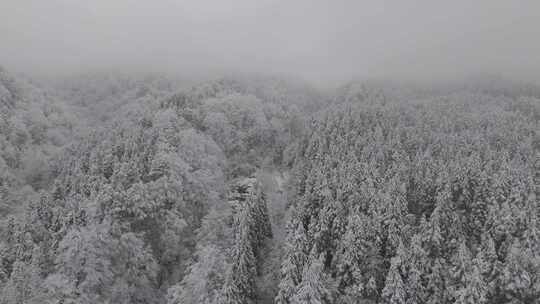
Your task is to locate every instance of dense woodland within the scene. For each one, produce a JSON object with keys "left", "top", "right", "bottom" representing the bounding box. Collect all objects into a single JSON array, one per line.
[{"left": 0, "top": 66, "right": 538, "bottom": 304}]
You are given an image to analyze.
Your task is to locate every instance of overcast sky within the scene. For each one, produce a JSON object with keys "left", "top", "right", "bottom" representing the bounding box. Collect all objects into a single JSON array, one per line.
[{"left": 1, "top": 0, "right": 539, "bottom": 85}]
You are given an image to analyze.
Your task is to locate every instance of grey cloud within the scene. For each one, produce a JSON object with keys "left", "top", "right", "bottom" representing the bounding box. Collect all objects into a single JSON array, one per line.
[{"left": 1, "top": 0, "right": 539, "bottom": 85}]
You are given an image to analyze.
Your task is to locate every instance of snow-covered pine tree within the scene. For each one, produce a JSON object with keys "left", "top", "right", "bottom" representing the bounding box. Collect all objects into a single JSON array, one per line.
[
  {"left": 276, "top": 220, "right": 309, "bottom": 304},
  {"left": 405, "top": 234, "right": 427, "bottom": 304},
  {"left": 454, "top": 257, "right": 488, "bottom": 304},
  {"left": 381, "top": 255, "right": 406, "bottom": 304},
  {"left": 425, "top": 258, "right": 449, "bottom": 304},
  {"left": 291, "top": 253, "right": 333, "bottom": 304}
]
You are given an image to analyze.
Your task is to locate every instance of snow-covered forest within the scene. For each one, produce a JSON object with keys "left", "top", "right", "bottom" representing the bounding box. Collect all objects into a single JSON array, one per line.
[
  {"left": 0, "top": 65, "right": 538, "bottom": 304},
  {"left": 1, "top": 1, "right": 540, "bottom": 304}
]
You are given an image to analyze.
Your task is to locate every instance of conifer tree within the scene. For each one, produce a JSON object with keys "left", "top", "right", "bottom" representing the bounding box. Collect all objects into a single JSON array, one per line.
[
  {"left": 454, "top": 258, "right": 487, "bottom": 304},
  {"left": 405, "top": 235, "right": 427, "bottom": 304},
  {"left": 500, "top": 238, "right": 540, "bottom": 303},
  {"left": 381, "top": 255, "right": 406, "bottom": 304},
  {"left": 425, "top": 258, "right": 448, "bottom": 304},
  {"left": 451, "top": 242, "right": 472, "bottom": 288},
  {"left": 291, "top": 254, "right": 333, "bottom": 304},
  {"left": 220, "top": 270, "right": 244, "bottom": 304},
  {"left": 276, "top": 221, "right": 308, "bottom": 304},
  {"left": 476, "top": 232, "right": 500, "bottom": 300},
  {"left": 229, "top": 209, "right": 258, "bottom": 303},
  {"left": 420, "top": 206, "right": 443, "bottom": 258}
]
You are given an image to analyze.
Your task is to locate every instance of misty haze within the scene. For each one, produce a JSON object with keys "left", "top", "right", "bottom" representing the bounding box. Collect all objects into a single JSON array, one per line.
[{"left": 0, "top": 1, "right": 539, "bottom": 304}]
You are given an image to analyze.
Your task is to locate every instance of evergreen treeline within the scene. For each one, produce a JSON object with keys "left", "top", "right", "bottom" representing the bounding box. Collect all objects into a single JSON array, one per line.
[{"left": 277, "top": 91, "right": 539, "bottom": 304}]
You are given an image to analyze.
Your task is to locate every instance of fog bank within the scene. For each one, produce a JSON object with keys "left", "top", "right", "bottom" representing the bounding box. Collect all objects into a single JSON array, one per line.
[{"left": 2, "top": 0, "right": 539, "bottom": 85}]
